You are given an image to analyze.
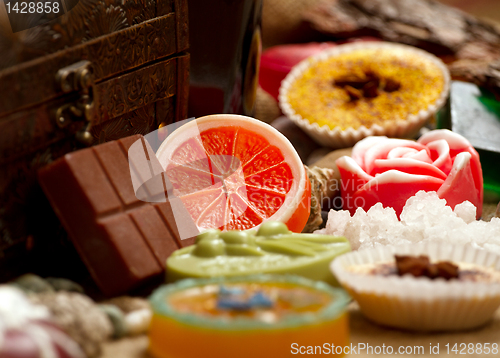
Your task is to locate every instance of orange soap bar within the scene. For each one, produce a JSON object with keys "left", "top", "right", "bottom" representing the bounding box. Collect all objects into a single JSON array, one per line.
[{"left": 149, "top": 275, "right": 350, "bottom": 358}]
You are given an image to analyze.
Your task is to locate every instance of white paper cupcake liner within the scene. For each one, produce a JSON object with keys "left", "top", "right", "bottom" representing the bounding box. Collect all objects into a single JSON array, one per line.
[
  {"left": 279, "top": 42, "right": 451, "bottom": 148},
  {"left": 330, "top": 242, "right": 500, "bottom": 331}
]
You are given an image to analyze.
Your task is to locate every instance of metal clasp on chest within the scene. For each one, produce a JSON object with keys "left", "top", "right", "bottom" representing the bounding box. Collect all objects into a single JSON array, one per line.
[{"left": 54, "top": 60, "right": 95, "bottom": 145}]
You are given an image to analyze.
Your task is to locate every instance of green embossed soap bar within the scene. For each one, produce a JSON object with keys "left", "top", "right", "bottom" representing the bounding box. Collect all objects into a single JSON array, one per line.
[{"left": 166, "top": 222, "right": 351, "bottom": 286}]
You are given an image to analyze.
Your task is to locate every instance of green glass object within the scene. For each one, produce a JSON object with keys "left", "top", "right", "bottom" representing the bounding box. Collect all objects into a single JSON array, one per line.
[
  {"left": 166, "top": 221, "right": 351, "bottom": 286},
  {"left": 438, "top": 81, "right": 500, "bottom": 201}
]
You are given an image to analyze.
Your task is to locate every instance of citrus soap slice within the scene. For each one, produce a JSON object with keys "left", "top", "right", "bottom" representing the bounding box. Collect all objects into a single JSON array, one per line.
[
  {"left": 156, "top": 115, "right": 311, "bottom": 233},
  {"left": 166, "top": 221, "right": 351, "bottom": 285}
]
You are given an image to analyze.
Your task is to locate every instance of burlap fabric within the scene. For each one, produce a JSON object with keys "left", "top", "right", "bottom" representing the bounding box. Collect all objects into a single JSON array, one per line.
[{"left": 262, "top": 0, "right": 324, "bottom": 48}]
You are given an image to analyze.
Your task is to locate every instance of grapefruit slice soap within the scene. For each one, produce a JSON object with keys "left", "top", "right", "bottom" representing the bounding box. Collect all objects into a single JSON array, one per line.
[
  {"left": 166, "top": 221, "right": 350, "bottom": 286},
  {"left": 149, "top": 275, "right": 350, "bottom": 358}
]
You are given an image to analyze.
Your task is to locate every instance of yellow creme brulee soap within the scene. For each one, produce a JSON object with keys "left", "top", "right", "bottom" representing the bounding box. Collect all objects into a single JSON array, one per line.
[{"left": 286, "top": 45, "right": 446, "bottom": 130}]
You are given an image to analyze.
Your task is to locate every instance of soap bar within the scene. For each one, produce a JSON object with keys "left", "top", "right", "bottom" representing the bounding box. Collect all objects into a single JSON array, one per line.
[
  {"left": 166, "top": 221, "right": 350, "bottom": 285},
  {"left": 149, "top": 275, "right": 350, "bottom": 358},
  {"left": 38, "top": 135, "right": 197, "bottom": 296},
  {"left": 439, "top": 81, "right": 500, "bottom": 199}
]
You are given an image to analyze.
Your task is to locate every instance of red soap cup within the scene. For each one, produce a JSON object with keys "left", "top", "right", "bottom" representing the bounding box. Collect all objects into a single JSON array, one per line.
[
  {"left": 259, "top": 42, "right": 337, "bottom": 101},
  {"left": 259, "top": 38, "right": 379, "bottom": 101}
]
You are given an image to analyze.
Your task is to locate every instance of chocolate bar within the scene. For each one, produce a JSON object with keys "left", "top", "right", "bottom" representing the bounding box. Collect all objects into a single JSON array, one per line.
[{"left": 38, "top": 135, "right": 197, "bottom": 295}]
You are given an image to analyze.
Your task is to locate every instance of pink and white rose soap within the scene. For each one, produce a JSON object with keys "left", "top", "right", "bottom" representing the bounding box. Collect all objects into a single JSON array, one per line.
[{"left": 335, "top": 129, "right": 483, "bottom": 218}]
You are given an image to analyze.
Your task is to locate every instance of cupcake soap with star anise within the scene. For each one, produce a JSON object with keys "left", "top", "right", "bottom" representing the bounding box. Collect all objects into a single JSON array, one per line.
[
  {"left": 279, "top": 42, "right": 450, "bottom": 148},
  {"left": 330, "top": 242, "right": 500, "bottom": 331}
]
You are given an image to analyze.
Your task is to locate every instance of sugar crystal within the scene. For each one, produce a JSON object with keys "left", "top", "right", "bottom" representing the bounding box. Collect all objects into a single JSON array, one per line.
[{"left": 317, "top": 191, "right": 500, "bottom": 252}]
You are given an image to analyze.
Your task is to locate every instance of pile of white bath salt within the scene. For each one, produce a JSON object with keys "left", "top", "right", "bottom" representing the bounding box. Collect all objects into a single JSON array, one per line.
[{"left": 316, "top": 191, "right": 500, "bottom": 253}]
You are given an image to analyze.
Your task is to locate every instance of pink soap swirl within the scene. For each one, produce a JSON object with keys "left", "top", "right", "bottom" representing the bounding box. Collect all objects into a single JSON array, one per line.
[{"left": 336, "top": 129, "right": 483, "bottom": 218}]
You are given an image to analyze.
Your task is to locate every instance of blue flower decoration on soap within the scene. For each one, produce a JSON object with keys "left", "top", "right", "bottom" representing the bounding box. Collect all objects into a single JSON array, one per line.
[{"left": 217, "top": 286, "right": 274, "bottom": 311}]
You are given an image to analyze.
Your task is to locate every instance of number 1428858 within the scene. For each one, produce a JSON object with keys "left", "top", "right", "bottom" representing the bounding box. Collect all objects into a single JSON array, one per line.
[
  {"left": 6, "top": 1, "right": 60, "bottom": 13},
  {"left": 445, "top": 343, "right": 498, "bottom": 354}
]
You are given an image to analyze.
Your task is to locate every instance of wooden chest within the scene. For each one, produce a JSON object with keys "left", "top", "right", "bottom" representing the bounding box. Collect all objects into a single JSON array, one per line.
[{"left": 0, "top": 0, "right": 189, "bottom": 280}]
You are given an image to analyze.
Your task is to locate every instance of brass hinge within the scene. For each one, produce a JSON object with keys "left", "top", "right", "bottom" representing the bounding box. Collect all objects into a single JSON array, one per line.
[{"left": 54, "top": 60, "right": 95, "bottom": 145}]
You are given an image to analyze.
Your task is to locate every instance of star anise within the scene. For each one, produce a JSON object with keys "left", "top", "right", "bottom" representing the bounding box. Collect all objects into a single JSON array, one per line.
[
  {"left": 333, "top": 71, "right": 400, "bottom": 102},
  {"left": 395, "top": 255, "right": 459, "bottom": 280}
]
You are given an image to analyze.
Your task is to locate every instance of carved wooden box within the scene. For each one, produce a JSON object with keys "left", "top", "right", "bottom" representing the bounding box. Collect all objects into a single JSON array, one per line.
[{"left": 0, "top": 0, "right": 189, "bottom": 280}]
